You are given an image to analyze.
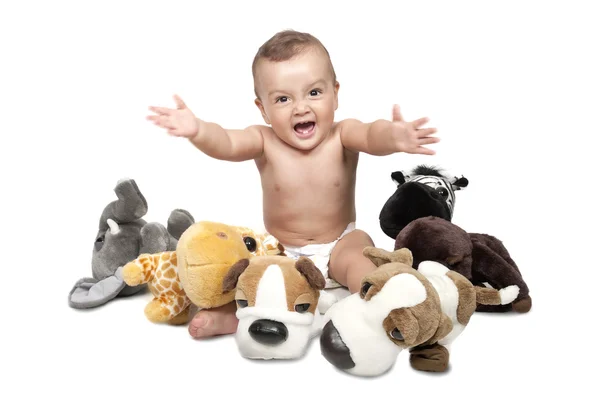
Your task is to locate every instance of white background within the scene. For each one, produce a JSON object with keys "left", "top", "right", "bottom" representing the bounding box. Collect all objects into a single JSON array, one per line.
[{"left": 2, "top": 1, "right": 598, "bottom": 397}]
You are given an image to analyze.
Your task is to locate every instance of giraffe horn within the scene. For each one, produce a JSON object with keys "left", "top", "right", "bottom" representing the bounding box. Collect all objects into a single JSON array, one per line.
[{"left": 107, "top": 219, "right": 120, "bottom": 235}]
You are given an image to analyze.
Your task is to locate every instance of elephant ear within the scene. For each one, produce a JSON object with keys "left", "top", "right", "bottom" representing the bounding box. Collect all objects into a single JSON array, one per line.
[
  {"left": 99, "top": 178, "right": 148, "bottom": 228},
  {"left": 140, "top": 223, "right": 171, "bottom": 254}
]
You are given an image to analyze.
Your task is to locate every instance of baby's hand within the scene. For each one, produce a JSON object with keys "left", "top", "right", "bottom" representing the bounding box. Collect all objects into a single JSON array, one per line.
[
  {"left": 147, "top": 95, "right": 199, "bottom": 138},
  {"left": 390, "top": 104, "right": 439, "bottom": 155}
]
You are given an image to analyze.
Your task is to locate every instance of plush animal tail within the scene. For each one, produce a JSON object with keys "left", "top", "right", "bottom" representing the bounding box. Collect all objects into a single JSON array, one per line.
[
  {"left": 123, "top": 252, "right": 172, "bottom": 286},
  {"left": 474, "top": 284, "right": 520, "bottom": 306}
]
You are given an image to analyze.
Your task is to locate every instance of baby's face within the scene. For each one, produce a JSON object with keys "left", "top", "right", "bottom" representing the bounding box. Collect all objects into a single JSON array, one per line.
[{"left": 254, "top": 48, "right": 339, "bottom": 151}]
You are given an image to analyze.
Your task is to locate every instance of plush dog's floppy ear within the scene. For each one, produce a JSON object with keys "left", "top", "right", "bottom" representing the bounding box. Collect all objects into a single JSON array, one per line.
[
  {"left": 429, "top": 314, "right": 453, "bottom": 344},
  {"left": 385, "top": 308, "right": 420, "bottom": 346},
  {"left": 363, "top": 247, "right": 395, "bottom": 267},
  {"left": 389, "top": 248, "right": 413, "bottom": 266},
  {"left": 222, "top": 258, "right": 250, "bottom": 293},
  {"left": 295, "top": 257, "right": 326, "bottom": 290}
]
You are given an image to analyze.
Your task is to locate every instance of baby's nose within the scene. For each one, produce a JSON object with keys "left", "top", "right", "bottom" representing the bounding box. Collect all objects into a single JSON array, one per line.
[{"left": 248, "top": 319, "right": 288, "bottom": 345}]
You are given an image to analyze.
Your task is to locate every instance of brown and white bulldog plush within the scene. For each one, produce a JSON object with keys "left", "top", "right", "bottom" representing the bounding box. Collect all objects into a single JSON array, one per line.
[
  {"left": 320, "top": 247, "right": 519, "bottom": 376},
  {"left": 223, "top": 255, "right": 326, "bottom": 360}
]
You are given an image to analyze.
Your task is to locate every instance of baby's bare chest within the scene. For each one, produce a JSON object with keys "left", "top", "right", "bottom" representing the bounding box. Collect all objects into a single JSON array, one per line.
[{"left": 265, "top": 151, "right": 355, "bottom": 194}]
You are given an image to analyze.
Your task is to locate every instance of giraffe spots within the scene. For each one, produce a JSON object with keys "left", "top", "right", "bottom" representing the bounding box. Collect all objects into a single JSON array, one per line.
[
  {"left": 156, "top": 269, "right": 162, "bottom": 278},
  {"left": 160, "top": 262, "right": 172, "bottom": 271},
  {"left": 177, "top": 296, "right": 185, "bottom": 308},
  {"left": 173, "top": 305, "right": 181, "bottom": 314},
  {"left": 164, "top": 268, "right": 176, "bottom": 279},
  {"left": 156, "top": 284, "right": 164, "bottom": 292},
  {"left": 172, "top": 283, "right": 183, "bottom": 295},
  {"left": 149, "top": 284, "right": 159, "bottom": 296},
  {"left": 160, "top": 279, "right": 171, "bottom": 289},
  {"left": 161, "top": 253, "right": 170, "bottom": 261},
  {"left": 171, "top": 256, "right": 177, "bottom": 266}
]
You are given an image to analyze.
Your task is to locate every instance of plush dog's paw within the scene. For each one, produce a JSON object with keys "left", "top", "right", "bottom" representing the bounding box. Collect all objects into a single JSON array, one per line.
[
  {"left": 512, "top": 295, "right": 532, "bottom": 313},
  {"left": 409, "top": 344, "right": 450, "bottom": 372},
  {"left": 318, "top": 291, "right": 339, "bottom": 314}
]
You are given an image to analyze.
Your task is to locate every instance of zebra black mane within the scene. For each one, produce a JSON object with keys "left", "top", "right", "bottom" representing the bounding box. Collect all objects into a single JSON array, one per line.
[{"left": 412, "top": 164, "right": 445, "bottom": 178}]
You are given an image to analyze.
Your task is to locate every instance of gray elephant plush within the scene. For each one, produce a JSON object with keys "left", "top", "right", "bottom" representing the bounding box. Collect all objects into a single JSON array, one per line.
[{"left": 68, "top": 178, "right": 194, "bottom": 309}]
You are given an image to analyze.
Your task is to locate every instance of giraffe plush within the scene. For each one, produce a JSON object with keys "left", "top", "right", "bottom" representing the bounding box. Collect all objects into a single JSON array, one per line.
[{"left": 123, "top": 221, "right": 282, "bottom": 325}]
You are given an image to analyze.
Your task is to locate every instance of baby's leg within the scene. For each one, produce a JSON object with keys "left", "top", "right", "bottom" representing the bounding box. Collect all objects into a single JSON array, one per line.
[
  {"left": 188, "top": 301, "right": 239, "bottom": 339},
  {"left": 329, "top": 229, "right": 377, "bottom": 293}
]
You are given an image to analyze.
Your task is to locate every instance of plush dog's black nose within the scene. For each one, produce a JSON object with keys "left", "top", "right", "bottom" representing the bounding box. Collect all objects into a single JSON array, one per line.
[
  {"left": 248, "top": 319, "right": 288, "bottom": 345},
  {"left": 320, "top": 320, "right": 355, "bottom": 370}
]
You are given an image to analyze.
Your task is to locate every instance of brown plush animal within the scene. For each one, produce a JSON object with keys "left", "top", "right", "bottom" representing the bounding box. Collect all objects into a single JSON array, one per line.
[
  {"left": 222, "top": 255, "right": 325, "bottom": 360},
  {"left": 395, "top": 216, "right": 532, "bottom": 313},
  {"left": 320, "top": 247, "right": 520, "bottom": 376}
]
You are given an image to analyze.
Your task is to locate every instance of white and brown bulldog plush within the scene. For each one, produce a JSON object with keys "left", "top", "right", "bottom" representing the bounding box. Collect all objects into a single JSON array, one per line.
[
  {"left": 223, "top": 255, "right": 326, "bottom": 360},
  {"left": 320, "top": 247, "right": 520, "bottom": 376}
]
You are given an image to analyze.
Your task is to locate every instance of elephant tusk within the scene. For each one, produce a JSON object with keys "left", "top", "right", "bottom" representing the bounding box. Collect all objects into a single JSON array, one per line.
[{"left": 107, "top": 218, "right": 120, "bottom": 235}]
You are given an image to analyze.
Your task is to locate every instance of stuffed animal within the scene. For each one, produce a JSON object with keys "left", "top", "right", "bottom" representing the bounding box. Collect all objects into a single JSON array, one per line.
[
  {"left": 68, "top": 178, "right": 194, "bottom": 309},
  {"left": 320, "top": 247, "right": 520, "bottom": 376},
  {"left": 395, "top": 216, "right": 532, "bottom": 313},
  {"left": 122, "top": 221, "right": 282, "bottom": 325},
  {"left": 379, "top": 165, "right": 468, "bottom": 240},
  {"left": 379, "top": 165, "right": 532, "bottom": 313},
  {"left": 222, "top": 255, "right": 325, "bottom": 360}
]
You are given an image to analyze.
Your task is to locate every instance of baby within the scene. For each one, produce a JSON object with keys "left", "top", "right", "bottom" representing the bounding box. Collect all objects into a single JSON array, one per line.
[{"left": 147, "top": 30, "right": 439, "bottom": 338}]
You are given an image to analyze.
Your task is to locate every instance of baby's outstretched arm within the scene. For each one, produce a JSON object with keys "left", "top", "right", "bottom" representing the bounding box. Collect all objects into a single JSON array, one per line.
[
  {"left": 147, "top": 95, "right": 264, "bottom": 162},
  {"left": 339, "top": 104, "right": 439, "bottom": 156}
]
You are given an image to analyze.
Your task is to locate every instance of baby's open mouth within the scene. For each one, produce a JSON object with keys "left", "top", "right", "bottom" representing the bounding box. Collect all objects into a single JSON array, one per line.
[{"left": 294, "top": 121, "right": 315, "bottom": 135}]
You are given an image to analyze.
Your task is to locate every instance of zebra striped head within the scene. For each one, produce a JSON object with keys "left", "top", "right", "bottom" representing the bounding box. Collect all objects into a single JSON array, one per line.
[
  {"left": 392, "top": 166, "right": 468, "bottom": 218},
  {"left": 380, "top": 165, "right": 468, "bottom": 239}
]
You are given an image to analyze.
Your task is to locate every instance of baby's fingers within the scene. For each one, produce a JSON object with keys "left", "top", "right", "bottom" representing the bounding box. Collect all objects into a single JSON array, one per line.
[
  {"left": 411, "top": 117, "right": 430, "bottom": 129},
  {"left": 418, "top": 137, "right": 440, "bottom": 146},
  {"left": 148, "top": 106, "right": 173, "bottom": 116},
  {"left": 414, "top": 146, "right": 436, "bottom": 155},
  {"left": 417, "top": 127, "right": 437, "bottom": 137},
  {"left": 147, "top": 114, "right": 174, "bottom": 129}
]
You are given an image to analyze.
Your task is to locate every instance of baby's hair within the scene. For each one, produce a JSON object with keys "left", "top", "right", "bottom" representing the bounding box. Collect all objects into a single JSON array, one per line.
[{"left": 252, "top": 30, "right": 337, "bottom": 98}]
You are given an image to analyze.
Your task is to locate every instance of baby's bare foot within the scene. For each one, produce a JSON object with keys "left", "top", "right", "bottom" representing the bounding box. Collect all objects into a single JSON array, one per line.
[{"left": 188, "top": 302, "right": 239, "bottom": 339}]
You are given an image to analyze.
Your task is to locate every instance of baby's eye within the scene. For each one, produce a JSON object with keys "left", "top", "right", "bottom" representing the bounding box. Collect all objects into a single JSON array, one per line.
[
  {"left": 309, "top": 89, "right": 320, "bottom": 96},
  {"left": 276, "top": 96, "right": 288, "bottom": 103}
]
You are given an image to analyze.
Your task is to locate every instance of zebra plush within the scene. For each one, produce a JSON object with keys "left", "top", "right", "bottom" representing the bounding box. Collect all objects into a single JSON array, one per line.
[{"left": 379, "top": 165, "right": 468, "bottom": 240}]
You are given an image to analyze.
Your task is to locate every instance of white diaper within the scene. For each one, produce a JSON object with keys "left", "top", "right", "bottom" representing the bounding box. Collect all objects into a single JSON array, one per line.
[{"left": 282, "top": 222, "right": 356, "bottom": 289}]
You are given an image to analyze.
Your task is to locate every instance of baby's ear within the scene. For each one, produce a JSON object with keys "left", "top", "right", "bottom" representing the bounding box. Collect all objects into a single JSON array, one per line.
[
  {"left": 222, "top": 258, "right": 250, "bottom": 293},
  {"left": 254, "top": 98, "right": 270, "bottom": 125}
]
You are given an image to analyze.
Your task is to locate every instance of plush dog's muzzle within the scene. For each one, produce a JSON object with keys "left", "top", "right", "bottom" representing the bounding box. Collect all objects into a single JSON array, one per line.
[{"left": 248, "top": 319, "right": 288, "bottom": 345}]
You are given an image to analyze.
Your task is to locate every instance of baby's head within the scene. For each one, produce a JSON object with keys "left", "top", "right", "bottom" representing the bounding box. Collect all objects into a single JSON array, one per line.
[{"left": 252, "top": 30, "right": 339, "bottom": 151}]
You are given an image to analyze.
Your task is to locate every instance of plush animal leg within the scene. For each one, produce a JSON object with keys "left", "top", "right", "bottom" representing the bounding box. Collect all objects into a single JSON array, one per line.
[
  {"left": 123, "top": 253, "right": 163, "bottom": 286},
  {"left": 167, "top": 305, "right": 192, "bottom": 325},
  {"left": 409, "top": 343, "right": 450, "bottom": 372},
  {"left": 144, "top": 294, "right": 190, "bottom": 323},
  {"left": 471, "top": 241, "right": 532, "bottom": 313}
]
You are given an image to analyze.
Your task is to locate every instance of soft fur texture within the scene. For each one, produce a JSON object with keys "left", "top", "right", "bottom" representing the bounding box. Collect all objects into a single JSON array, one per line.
[
  {"left": 379, "top": 165, "right": 468, "bottom": 239},
  {"left": 223, "top": 256, "right": 325, "bottom": 360},
  {"left": 319, "top": 247, "right": 519, "bottom": 376},
  {"left": 378, "top": 164, "right": 532, "bottom": 313},
  {"left": 122, "top": 221, "right": 281, "bottom": 324},
  {"left": 395, "top": 216, "right": 532, "bottom": 313},
  {"left": 68, "top": 178, "right": 194, "bottom": 309}
]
